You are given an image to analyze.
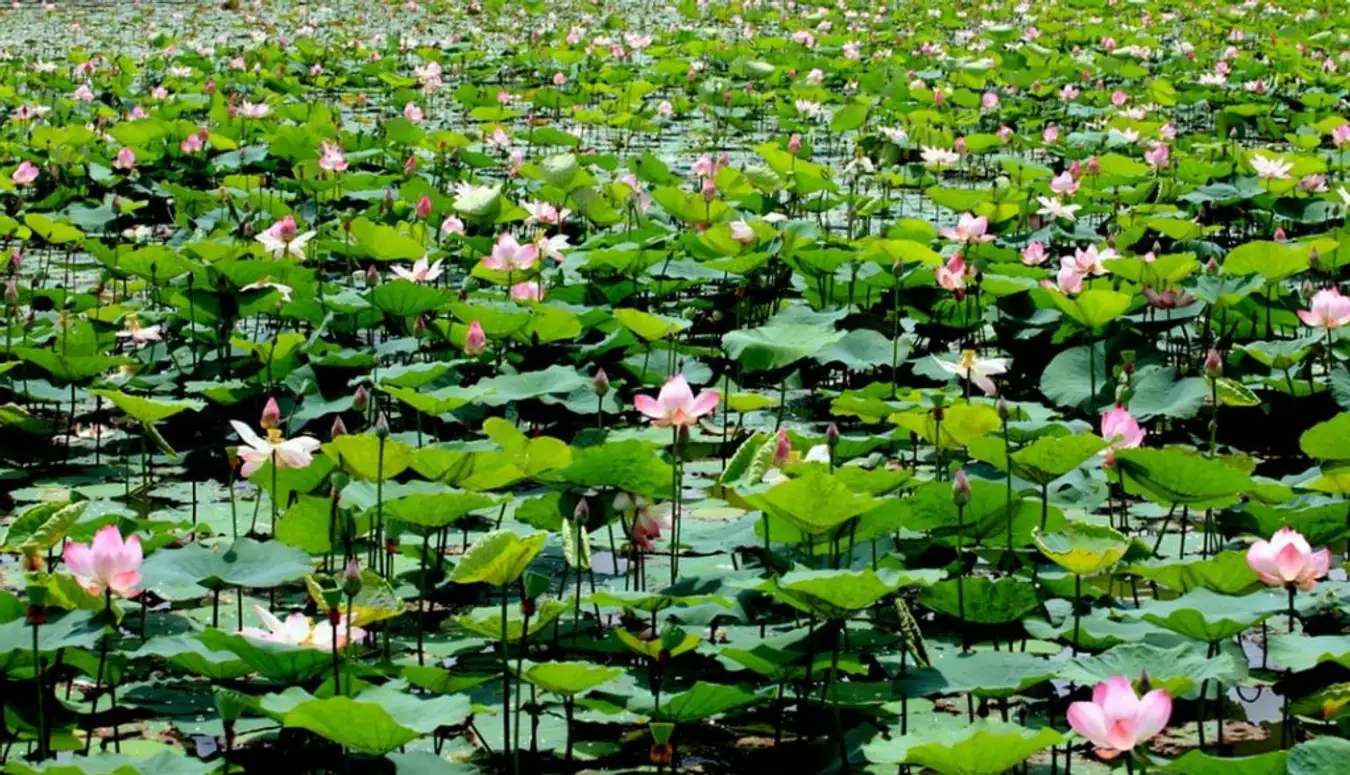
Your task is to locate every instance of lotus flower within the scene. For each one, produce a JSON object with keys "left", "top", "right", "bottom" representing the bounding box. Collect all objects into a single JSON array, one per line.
[
  {"left": 113, "top": 147, "right": 136, "bottom": 171},
  {"left": 391, "top": 255, "right": 444, "bottom": 283},
  {"left": 634, "top": 375, "right": 719, "bottom": 428},
  {"left": 1100, "top": 406, "right": 1145, "bottom": 465},
  {"left": 941, "top": 213, "right": 994, "bottom": 245},
  {"left": 524, "top": 201, "right": 570, "bottom": 226},
  {"left": 935, "top": 254, "right": 969, "bottom": 294},
  {"left": 230, "top": 417, "right": 321, "bottom": 478},
  {"left": 481, "top": 233, "right": 538, "bottom": 272},
  {"left": 116, "top": 314, "right": 162, "bottom": 347},
  {"left": 510, "top": 281, "right": 544, "bottom": 302},
  {"left": 1067, "top": 676, "right": 1171, "bottom": 758},
  {"left": 1036, "top": 196, "right": 1081, "bottom": 222},
  {"left": 241, "top": 605, "right": 365, "bottom": 649},
  {"left": 1250, "top": 154, "right": 1292, "bottom": 181},
  {"left": 935, "top": 350, "right": 1008, "bottom": 396},
  {"left": 1298, "top": 287, "right": 1350, "bottom": 329},
  {"left": 256, "top": 215, "right": 316, "bottom": 261},
  {"left": 729, "top": 220, "right": 756, "bottom": 244},
  {"left": 1247, "top": 528, "right": 1331, "bottom": 591},
  {"left": 11, "top": 161, "right": 38, "bottom": 186},
  {"left": 1021, "top": 241, "right": 1049, "bottom": 266},
  {"left": 614, "top": 494, "right": 677, "bottom": 551},
  {"left": 318, "top": 141, "right": 347, "bottom": 172},
  {"left": 62, "top": 525, "right": 142, "bottom": 599},
  {"left": 920, "top": 146, "right": 960, "bottom": 170}
]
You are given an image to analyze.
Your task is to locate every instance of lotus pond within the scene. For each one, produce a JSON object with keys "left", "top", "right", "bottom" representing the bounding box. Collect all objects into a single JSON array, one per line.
[{"left": 7, "top": 0, "right": 1350, "bottom": 773}]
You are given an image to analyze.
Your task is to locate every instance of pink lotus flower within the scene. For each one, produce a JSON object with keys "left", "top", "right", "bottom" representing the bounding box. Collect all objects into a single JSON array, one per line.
[
  {"left": 11, "top": 161, "right": 38, "bottom": 186},
  {"left": 618, "top": 173, "right": 650, "bottom": 212},
  {"left": 1049, "top": 171, "right": 1080, "bottom": 197},
  {"left": 403, "top": 101, "right": 424, "bottom": 122},
  {"left": 1142, "top": 287, "right": 1194, "bottom": 310},
  {"left": 981, "top": 91, "right": 999, "bottom": 110},
  {"left": 1298, "top": 287, "right": 1350, "bottom": 329},
  {"left": 318, "top": 142, "right": 347, "bottom": 172},
  {"left": 935, "top": 254, "right": 969, "bottom": 295},
  {"left": 1333, "top": 124, "right": 1350, "bottom": 148},
  {"left": 1042, "top": 125, "right": 1060, "bottom": 144},
  {"left": 113, "top": 147, "right": 136, "bottom": 171},
  {"left": 1071, "top": 245, "right": 1115, "bottom": 276},
  {"left": 63, "top": 525, "right": 143, "bottom": 599},
  {"left": 256, "top": 215, "right": 316, "bottom": 261},
  {"left": 238, "top": 101, "right": 270, "bottom": 119},
  {"left": 510, "top": 281, "right": 544, "bottom": 302},
  {"left": 391, "top": 256, "right": 444, "bottom": 284},
  {"left": 1100, "top": 406, "right": 1145, "bottom": 466},
  {"left": 482, "top": 233, "right": 538, "bottom": 272},
  {"left": 180, "top": 132, "right": 206, "bottom": 154},
  {"left": 230, "top": 417, "right": 321, "bottom": 478},
  {"left": 614, "top": 494, "right": 675, "bottom": 552},
  {"left": 1067, "top": 676, "right": 1171, "bottom": 758},
  {"left": 691, "top": 153, "right": 718, "bottom": 179},
  {"left": 634, "top": 375, "right": 719, "bottom": 428},
  {"left": 117, "top": 315, "right": 163, "bottom": 348},
  {"left": 464, "top": 320, "right": 487, "bottom": 356},
  {"left": 1045, "top": 261, "right": 1084, "bottom": 295},
  {"left": 524, "top": 201, "right": 570, "bottom": 226},
  {"left": 440, "top": 215, "right": 465, "bottom": 236},
  {"left": 941, "top": 213, "right": 994, "bottom": 245},
  {"left": 241, "top": 604, "right": 365, "bottom": 649},
  {"left": 1247, "top": 528, "right": 1332, "bottom": 591},
  {"left": 552, "top": 72, "right": 566, "bottom": 86},
  {"left": 1021, "top": 241, "right": 1049, "bottom": 266},
  {"left": 1144, "top": 143, "right": 1170, "bottom": 170}
]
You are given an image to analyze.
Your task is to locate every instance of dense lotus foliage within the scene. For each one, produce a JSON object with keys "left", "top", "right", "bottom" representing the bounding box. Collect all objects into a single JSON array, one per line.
[{"left": 7, "top": 0, "right": 1350, "bottom": 773}]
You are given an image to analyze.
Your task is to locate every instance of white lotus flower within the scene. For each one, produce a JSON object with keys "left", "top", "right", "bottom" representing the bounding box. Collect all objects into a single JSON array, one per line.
[
  {"left": 934, "top": 349, "right": 1008, "bottom": 396},
  {"left": 1036, "top": 196, "right": 1081, "bottom": 222},
  {"left": 1250, "top": 154, "right": 1293, "bottom": 181}
]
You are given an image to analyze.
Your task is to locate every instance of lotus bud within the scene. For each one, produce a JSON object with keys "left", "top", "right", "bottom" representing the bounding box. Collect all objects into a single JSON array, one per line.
[
  {"left": 1309, "top": 248, "right": 1320, "bottom": 269},
  {"left": 1204, "top": 348, "right": 1223, "bottom": 379},
  {"left": 593, "top": 367, "right": 610, "bottom": 396},
  {"left": 788, "top": 133, "right": 801, "bottom": 154},
  {"left": 331, "top": 415, "right": 347, "bottom": 439},
  {"left": 5, "top": 277, "right": 17, "bottom": 306},
  {"left": 574, "top": 498, "right": 589, "bottom": 521},
  {"left": 1273, "top": 227, "right": 1286, "bottom": 242},
  {"left": 701, "top": 177, "right": 718, "bottom": 202},
  {"left": 774, "top": 431, "right": 791, "bottom": 466},
  {"left": 1086, "top": 155, "right": 1101, "bottom": 176},
  {"left": 1204, "top": 257, "right": 1220, "bottom": 276},
  {"left": 952, "top": 469, "right": 972, "bottom": 507},
  {"left": 404, "top": 154, "right": 417, "bottom": 175},
  {"left": 413, "top": 314, "right": 427, "bottom": 334},
  {"left": 365, "top": 264, "right": 380, "bottom": 286},
  {"left": 1302, "top": 279, "right": 1317, "bottom": 299},
  {"left": 416, "top": 194, "right": 432, "bottom": 220},
  {"left": 260, "top": 397, "right": 282, "bottom": 430},
  {"left": 826, "top": 422, "right": 840, "bottom": 448},
  {"left": 353, "top": 385, "right": 370, "bottom": 412},
  {"left": 374, "top": 413, "right": 390, "bottom": 439},
  {"left": 342, "top": 558, "right": 363, "bottom": 597},
  {"left": 464, "top": 320, "right": 487, "bottom": 356}
]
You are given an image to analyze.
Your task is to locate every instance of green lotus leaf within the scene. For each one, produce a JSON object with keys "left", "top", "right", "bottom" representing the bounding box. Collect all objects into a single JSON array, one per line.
[
  {"left": 517, "top": 660, "right": 623, "bottom": 697},
  {"left": 284, "top": 696, "right": 419, "bottom": 755},
  {"left": 1033, "top": 522, "right": 1129, "bottom": 576},
  {"left": 449, "top": 530, "right": 547, "bottom": 588}
]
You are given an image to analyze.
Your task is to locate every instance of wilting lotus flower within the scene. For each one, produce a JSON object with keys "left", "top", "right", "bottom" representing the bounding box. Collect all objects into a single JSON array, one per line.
[
  {"left": 482, "top": 233, "right": 538, "bottom": 272},
  {"left": 256, "top": 215, "right": 316, "bottom": 261},
  {"left": 935, "top": 254, "right": 969, "bottom": 295},
  {"left": 1247, "top": 528, "right": 1332, "bottom": 591},
  {"left": 464, "top": 320, "right": 487, "bottom": 356},
  {"left": 241, "top": 604, "right": 365, "bottom": 649},
  {"left": 391, "top": 255, "right": 444, "bottom": 283},
  {"left": 935, "top": 350, "right": 1008, "bottom": 396},
  {"left": 614, "top": 494, "right": 677, "bottom": 551},
  {"left": 1298, "top": 287, "right": 1350, "bottom": 329},
  {"left": 63, "top": 525, "right": 142, "bottom": 599},
  {"left": 1100, "top": 406, "right": 1145, "bottom": 465},
  {"left": 11, "top": 161, "right": 38, "bottom": 186},
  {"left": 634, "top": 375, "right": 719, "bottom": 428},
  {"left": 941, "top": 213, "right": 994, "bottom": 244},
  {"left": 1067, "top": 676, "right": 1171, "bottom": 758},
  {"left": 230, "top": 408, "right": 321, "bottom": 478}
]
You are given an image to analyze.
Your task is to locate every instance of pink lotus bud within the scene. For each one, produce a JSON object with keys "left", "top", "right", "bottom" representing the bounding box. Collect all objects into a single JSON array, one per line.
[
  {"left": 464, "top": 320, "right": 487, "bottom": 356},
  {"left": 574, "top": 498, "right": 589, "bottom": 520},
  {"left": 342, "top": 558, "right": 363, "bottom": 596},
  {"left": 774, "top": 431, "right": 791, "bottom": 466},
  {"left": 593, "top": 367, "right": 610, "bottom": 396},
  {"left": 365, "top": 264, "right": 380, "bottom": 286},
  {"left": 260, "top": 397, "right": 282, "bottom": 430},
  {"left": 788, "top": 134, "right": 801, "bottom": 154},
  {"left": 353, "top": 385, "right": 370, "bottom": 412},
  {"left": 1273, "top": 227, "right": 1287, "bottom": 242},
  {"left": 1203, "top": 348, "right": 1222, "bottom": 379},
  {"left": 1086, "top": 156, "right": 1101, "bottom": 176},
  {"left": 953, "top": 136, "right": 967, "bottom": 153},
  {"left": 702, "top": 177, "right": 718, "bottom": 202},
  {"left": 826, "top": 422, "right": 840, "bottom": 448},
  {"left": 553, "top": 72, "right": 566, "bottom": 86},
  {"left": 952, "top": 469, "right": 972, "bottom": 506},
  {"left": 331, "top": 415, "right": 347, "bottom": 438},
  {"left": 374, "top": 413, "right": 390, "bottom": 438},
  {"left": 404, "top": 154, "right": 418, "bottom": 175},
  {"left": 416, "top": 194, "right": 432, "bottom": 220}
]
